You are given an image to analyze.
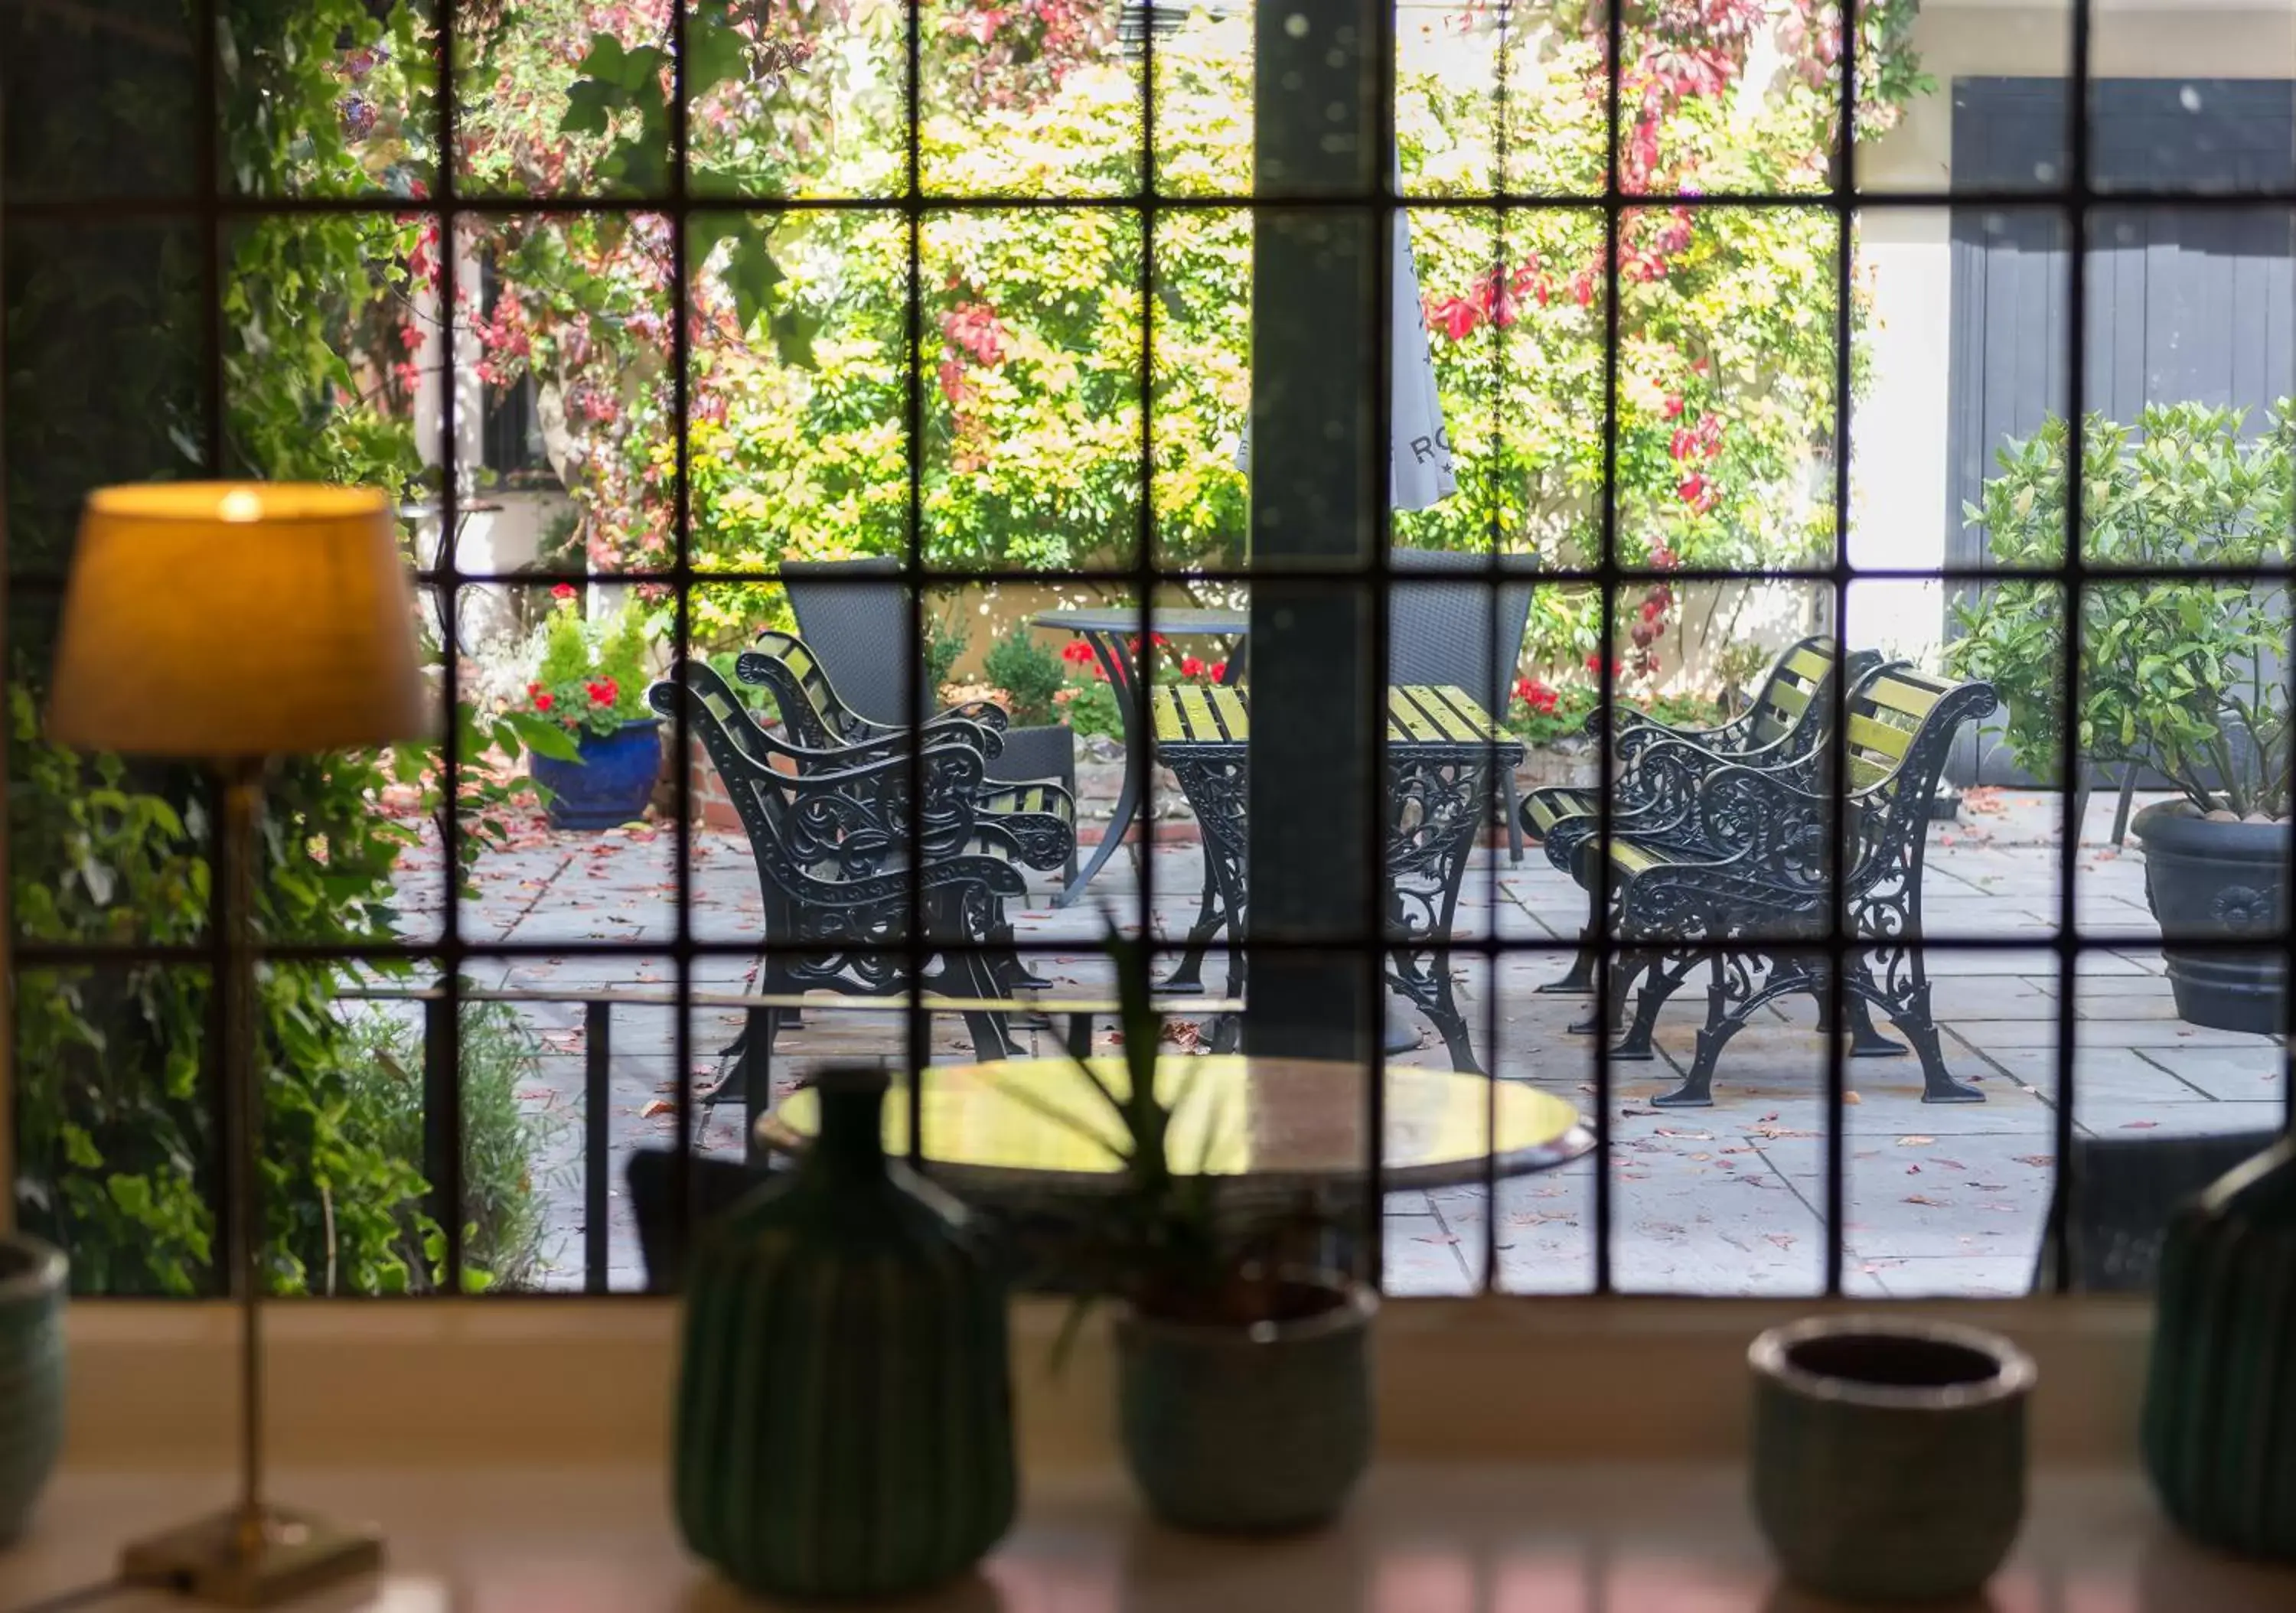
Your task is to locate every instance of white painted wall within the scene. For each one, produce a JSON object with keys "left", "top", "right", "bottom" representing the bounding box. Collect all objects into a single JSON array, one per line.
[{"left": 1849, "top": 1, "right": 2296, "bottom": 664}]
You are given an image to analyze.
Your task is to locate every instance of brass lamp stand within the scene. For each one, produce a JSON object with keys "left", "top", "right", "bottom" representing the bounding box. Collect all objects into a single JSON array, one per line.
[{"left": 47, "top": 482, "right": 426, "bottom": 1604}]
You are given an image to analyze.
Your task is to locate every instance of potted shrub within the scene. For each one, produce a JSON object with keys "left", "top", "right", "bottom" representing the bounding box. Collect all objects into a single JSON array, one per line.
[
  {"left": 1951, "top": 402, "right": 2294, "bottom": 1031},
  {"left": 523, "top": 585, "right": 662, "bottom": 829},
  {"left": 1038, "top": 931, "right": 1374, "bottom": 1533}
]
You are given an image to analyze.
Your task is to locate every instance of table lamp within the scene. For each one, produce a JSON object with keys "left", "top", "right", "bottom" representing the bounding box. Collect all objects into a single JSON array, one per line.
[{"left": 46, "top": 481, "right": 426, "bottom": 1604}]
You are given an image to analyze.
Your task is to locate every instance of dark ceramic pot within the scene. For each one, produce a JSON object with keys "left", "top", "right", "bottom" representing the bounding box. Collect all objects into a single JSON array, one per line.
[
  {"left": 0, "top": 1236, "right": 67, "bottom": 1546},
  {"left": 1750, "top": 1315, "right": 2034, "bottom": 1604},
  {"left": 2143, "top": 1136, "right": 2296, "bottom": 1560},
  {"left": 1115, "top": 1274, "right": 1375, "bottom": 1533},
  {"left": 673, "top": 1069, "right": 1014, "bottom": 1599},
  {"left": 532, "top": 717, "right": 661, "bottom": 830},
  {"left": 2131, "top": 802, "right": 2289, "bottom": 1035}
]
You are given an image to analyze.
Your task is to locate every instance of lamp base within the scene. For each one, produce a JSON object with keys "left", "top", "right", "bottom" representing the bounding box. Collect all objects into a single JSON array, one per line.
[{"left": 119, "top": 1504, "right": 383, "bottom": 1607}]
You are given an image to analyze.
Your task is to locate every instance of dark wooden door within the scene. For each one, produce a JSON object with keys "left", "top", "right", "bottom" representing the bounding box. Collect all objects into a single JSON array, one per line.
[{"left": 1945, "top": 77, "right": 2296, "bottom": 784}]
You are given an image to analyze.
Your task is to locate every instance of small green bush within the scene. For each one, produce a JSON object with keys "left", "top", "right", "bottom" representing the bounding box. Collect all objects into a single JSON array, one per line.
[
  {"left": 335, "top": 1002, "right": 556, "bottom": 1293},
  {"left": 983, "top": 632, "right": 1066, "bottom": 727},
  {"left": 526, "top": 592, "right": 657, "bottom": 738},
  {"left": 1060, "top": 676, "right": 1124, "bottom": 740}
]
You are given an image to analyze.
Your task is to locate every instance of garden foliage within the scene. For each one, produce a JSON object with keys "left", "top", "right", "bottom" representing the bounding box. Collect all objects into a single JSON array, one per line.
[{"left": 1949, "top": 402, "right": 2295, "bottom": 818}]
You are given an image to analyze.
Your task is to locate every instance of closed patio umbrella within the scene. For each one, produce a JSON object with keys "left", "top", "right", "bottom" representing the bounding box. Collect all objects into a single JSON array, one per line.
[{"left": 1236, "top": 161, "right": 1458, "bottom": 513}]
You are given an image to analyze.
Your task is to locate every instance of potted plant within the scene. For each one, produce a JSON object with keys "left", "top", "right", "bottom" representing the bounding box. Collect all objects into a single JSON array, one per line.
[
  {"left": 523, "top": 585, "right": 661, "bottom": 829},
  {"left": 1036, "top": 930, "right": 1375, "bottom": 1533},
  {"left": 1951, "top": 402, "right": 2294, "bottom": 1031}
]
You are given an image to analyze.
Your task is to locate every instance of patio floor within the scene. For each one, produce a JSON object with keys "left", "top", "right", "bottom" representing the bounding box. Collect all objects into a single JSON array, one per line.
[{"left": 381, "top": 787, "right": 2285, "bottom": 1296}]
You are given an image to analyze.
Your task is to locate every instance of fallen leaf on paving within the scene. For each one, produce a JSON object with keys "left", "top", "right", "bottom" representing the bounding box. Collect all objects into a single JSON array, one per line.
[
  {"left": 1906, "top": 1164, "right": 1922, "bottom": 1174},
  {"left": 2014, "top": 1155, "right": 2055, "bottom": 1168},
  {"left": 1689, "top": 1151, "right": 1711, "bottom": 1162},
  {"left": 640, "top": 1099, "right": 673, "bottom": 1119},
  {"left": 1971, "top": 1182, "right": 2007, "bottom": 1191},
  {"left": 1903, "top": 1194, "right": 1949, "bottom": 1207},
  {"left": 2121, "top": 1119, "right": 2160, "bottom": 1129},
  {"left": 1844, "top": 1091, "right": 1862, "bottom": 1105},
  {"left": 1766, "top": 1233, "right": 1795, "bottom": 1250},
  {"left": 1895, "top": 1135, "right": 1935, "bottom": 1146},
  {"left": 1930, "top": 1158, "right": 1968, "bottom": 1171}
]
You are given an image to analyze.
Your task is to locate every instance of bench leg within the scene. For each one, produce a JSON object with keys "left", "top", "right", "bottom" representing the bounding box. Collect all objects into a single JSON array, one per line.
[
  {"left": 700, "top": 1004, "right": 778, "bottom": 1119},
  {"left": 1570, "top": 952, "right": 1649, "bottom": 1044},
  {"left": 1162, "top": 857, "right": 1226, "bottom": 992},
  {"left": 1814, "top": 966, "right": 1906, "bottom": 1058},
  {"left": 954, "top": 951, "right": 1026, "bottom": 1061},
  {"left": 1616, "top": 950, "right": 1698, "bottom": 1062},
  {"left": 1655, "top": 956, "right": 1747, "bottom": 1109},
  {"left": 1878, "top": 976, "right": 1983, "bottom": 1103}
]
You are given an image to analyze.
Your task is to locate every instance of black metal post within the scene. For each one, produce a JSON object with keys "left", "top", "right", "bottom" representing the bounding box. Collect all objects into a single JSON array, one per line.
[
  {"left": 585, "top": 999, "right": 612, "bottom": 1295},
  {"left": 1244, "top": 0, "right": 1382, "bottom": 1068}
]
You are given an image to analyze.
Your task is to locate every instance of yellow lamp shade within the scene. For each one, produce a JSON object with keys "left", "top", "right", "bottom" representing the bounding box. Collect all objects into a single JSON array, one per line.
[{"left": 46, "top": 482, "right": 429, "bottom": 758}]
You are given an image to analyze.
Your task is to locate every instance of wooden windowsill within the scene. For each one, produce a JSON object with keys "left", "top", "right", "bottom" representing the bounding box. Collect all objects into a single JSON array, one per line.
[
  {"left": 60, "top": 1294, "right": 2151, "bottom": 1470},
  {"left": 6, "top": 1461, "right": 2294, "bottom": 1611}
]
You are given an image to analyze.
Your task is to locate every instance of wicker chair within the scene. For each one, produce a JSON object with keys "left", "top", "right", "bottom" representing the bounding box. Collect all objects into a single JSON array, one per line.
[
  {"left": 1388, "top": 549, "right": 1537, "bottom": 862},
  {"left": 781, "top": 557, "right": 1079, "bottom": 881}
]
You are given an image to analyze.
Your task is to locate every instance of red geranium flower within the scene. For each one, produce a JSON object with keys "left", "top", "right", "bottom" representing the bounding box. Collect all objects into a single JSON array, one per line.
[
  {"left": 1661, "top": 394, "right": 1684, "bottom": 421},
  {"left": 1209, "top": 660, "right": 1227, "bottom": 682},
  {"left": 552, "top": 582, "right": 576, "bottom": 601},
  {"left": 1584, "top": 652, "right": 1602, "bottom": 673},
  {"left": 1641, "top": 598, "right": 1663, "bottom": 623},
  {"left": 1060, "top": 640, "right": 1094, "bottom": 665},
  {"left": 534, "top": 692, "right": 555, "bottom": 712},
  {"left": 1181, "top": 656, "right": 1205, "bottom": 678}
]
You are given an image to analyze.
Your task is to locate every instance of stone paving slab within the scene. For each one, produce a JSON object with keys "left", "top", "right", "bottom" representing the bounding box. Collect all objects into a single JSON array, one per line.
[{"left": 379, "top": 803, "right": 2285, "bottom": 1298}]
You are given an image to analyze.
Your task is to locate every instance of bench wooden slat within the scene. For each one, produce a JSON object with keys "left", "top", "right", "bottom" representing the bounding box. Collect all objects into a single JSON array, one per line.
[
  {"left": 1175, "top": 681, "right": 1223, "bottom": 744},
  {"left": 1781, "top": 644, "right": 1835, "bottom": 683},
  {"left": 1847, "top": 712, "right": 1916, "bottom": 763},
  {"left": 1387, "top": 686, "right": 1446, "bottom": 744},
  {"left": 1864, "top": 674, "right": 1944, "bottom": 719},
  {"left": 1766, "top": 679, "right": 1814, "bottom": 716}
]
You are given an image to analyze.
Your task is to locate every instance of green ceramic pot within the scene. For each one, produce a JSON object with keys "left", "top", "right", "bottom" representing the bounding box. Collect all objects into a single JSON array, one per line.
[
  {"left": 1750, "top": 1315, "right": 2033, "bottom": 1604},
  {"left": 673, "top": 1070, "right": 1015, "bottom": 1599},
  {"left": 1114, "top": 1273, "right": 1376, "bottom": 1533},
  {"left": 0, "top": 1235, "right": 67, "bottom": 1546},
  {"left": 2143, "top": 1134, "right": 2296, "bottom": 1559}
]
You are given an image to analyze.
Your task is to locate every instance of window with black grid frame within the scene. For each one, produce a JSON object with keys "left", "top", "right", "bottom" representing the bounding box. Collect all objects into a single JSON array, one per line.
[{"left": 2, "top": 2, "right": 2291, "bottom": 1302}]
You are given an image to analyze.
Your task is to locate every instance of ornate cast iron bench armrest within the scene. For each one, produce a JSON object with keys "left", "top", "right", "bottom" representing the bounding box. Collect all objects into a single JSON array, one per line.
[{"left": 735, "top": 648, "right": 1009, "bottom": 761}]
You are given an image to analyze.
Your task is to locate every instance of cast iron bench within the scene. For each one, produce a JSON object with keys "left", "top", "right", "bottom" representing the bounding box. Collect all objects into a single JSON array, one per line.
[{"left": 1577, "top": 663, "right": 1998, "bottom": 1106}]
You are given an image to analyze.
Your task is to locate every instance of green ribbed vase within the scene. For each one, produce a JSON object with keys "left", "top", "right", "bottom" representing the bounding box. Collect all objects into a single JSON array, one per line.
[
  {"left": 2143, "top": 1135, "right": 2296, "bottom": 1560},
  {"left": 673, "top": 1069, "right": 1015, "bottom": 1600},
  {"left": 0, "top": 1236, "right": 67, "bottom": 1547}
]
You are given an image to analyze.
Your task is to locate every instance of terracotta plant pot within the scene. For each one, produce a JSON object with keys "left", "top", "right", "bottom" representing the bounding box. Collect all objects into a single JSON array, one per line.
[
  {"left": 1114, "top": 1273, "right": 1375, "bottom": 1533},
  {"left": 1750, "top": 1315, "right": 2033, "bottom": 1603}
]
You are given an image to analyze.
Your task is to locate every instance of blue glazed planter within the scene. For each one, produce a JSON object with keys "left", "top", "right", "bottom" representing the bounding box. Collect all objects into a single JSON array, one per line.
[
  {"left": 532, "top": 718, "right": 661, "bottom": 829},
  {"left": 0, "top": 1236, "right": 66, "bottom": 1546},
  {"left": 1115, "top": 1275, "right": 1376, "bottom": 1533},
  {"left": 1750, "top": 1316, "right": 2033, "bottom": 1604}
]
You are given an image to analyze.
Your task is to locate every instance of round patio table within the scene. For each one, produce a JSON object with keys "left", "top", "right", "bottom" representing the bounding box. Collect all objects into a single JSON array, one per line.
[
  {"left": 1029, "top": 606, "right": 1248, "bottom": 907},
  {"left": 756, "top": 1054, "right": 1592, "bottom": 1201}
]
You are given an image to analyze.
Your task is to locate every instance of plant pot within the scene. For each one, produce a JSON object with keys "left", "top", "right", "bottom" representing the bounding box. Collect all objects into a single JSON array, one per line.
[
  {"left": 531, "top": 717, "right": 662, "bottom": 830},
  {"left": 0, "top": 1235, "right": 67, "bottom": 1546},
  {"left": 1114, "top": 1274, "right": 1375, "bottom": 1533},
  {"left": 2131, "top": 801, "right": 2289, "bottom": 1034},
  {"left": 1750, "top": 1315, "right": 2033, "bottom": 1604},
  {"left": 2143, "top": 1135, "right": 2296, "bottom": 1559}
]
